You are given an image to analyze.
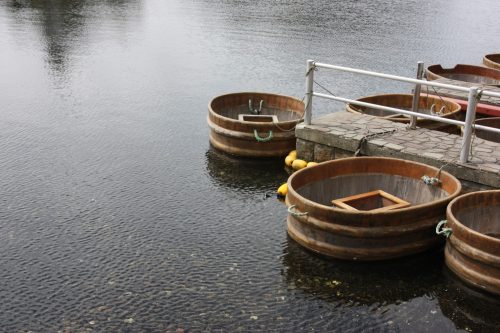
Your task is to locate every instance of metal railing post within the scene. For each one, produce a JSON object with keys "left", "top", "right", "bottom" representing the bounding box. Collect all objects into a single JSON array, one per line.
[
  {"left": 304, "top": 60, "right": 315, "bottom": 125},
  {"left": 459, "top": 87, "right": 479, "bottom": 163},
  {"left": 409, "top": 61, "right": 424, "bottom": 129}
]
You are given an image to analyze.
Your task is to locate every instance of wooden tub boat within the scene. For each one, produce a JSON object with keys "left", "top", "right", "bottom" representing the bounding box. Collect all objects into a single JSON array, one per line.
[
  {"left": 426, "top": 94, "right": 500, "bottom": 117},
  {"left": 285, "top": 157, "right": 462, "bottom": 261},
  {"left": 346, "top": 93, "right": 462, "bottom": 131},
  {"left": 426, "top": 64, "right": 500, "bottom": 86},
  {"left": 474, "top": 117, "right": 500, "bottom": 143},
  {"left": 208, "top": 92, "right": 304, "bottom": 157},
  {"left": 483, "top": 54, "right": 500, "bottom": 70},
  {"left": 442, "top": 190, "right": 500, "bottom": 295}
]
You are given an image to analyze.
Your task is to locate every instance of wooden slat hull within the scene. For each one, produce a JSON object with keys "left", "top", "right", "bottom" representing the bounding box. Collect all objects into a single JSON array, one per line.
[
  {"left": 445, "top": 190, "right": 500, "bottom": 296},
  {"left": 346, "top": 93, "right": 462, "bottom": 132},
  {"left": 484, "top": 54, "right": 500, "bottom": 70},
  {"left": 474, "top": 117, "right": 500, "bottom": 143},
  {"left": 426, "top": 64, "right": 500, "bottom": 86},
  {"left": 285, "top": 157, "right": 462, "bottom": 261},
  {"left": 208, "top": 92, "right": 304, "bottom": 157},
  {"left": 425, "top": 94, "right": 500, "bottom": 117}
]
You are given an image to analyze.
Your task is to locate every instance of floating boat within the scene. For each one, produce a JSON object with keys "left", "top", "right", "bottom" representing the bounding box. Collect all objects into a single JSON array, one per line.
[
  {"left": 426, "top": 64, "right": 500, "bottom": 86},
  {"left": 346, "top": 94, "right": 462, "bottom": 131},
  {"left": 285, "top": 157, "right": 462, "bottom": 261},
  {"left": 483, "top": 54, "right": 500, "bottom": 70},
  {"left": 442, "top": 190, "right": 500, "bottom": 296},
  {"left": 208, "top": 92, "right": 304, "bottom": 157},
  {"left": 425, "top": 94, "right": 500, "bottom": 117},
  {"left": 474, "top": 117, "right": 500, "bottom": 143}
]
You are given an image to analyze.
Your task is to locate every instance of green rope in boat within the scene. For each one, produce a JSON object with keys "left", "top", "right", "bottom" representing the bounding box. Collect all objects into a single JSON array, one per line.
[
  {"left": 254, "top": 129, "right": 273, "bottom": 142},
  {"left": 436, "top": 220, "right": 452, "bottom": 238},
  {"left": 422, "top": 175, "right": 441, "bottom": 186}
]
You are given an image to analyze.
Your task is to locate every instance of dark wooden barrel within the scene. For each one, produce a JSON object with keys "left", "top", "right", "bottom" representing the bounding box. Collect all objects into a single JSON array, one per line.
[
  {"left": 484, "top": 54, "right": 500, "bottom": 70},
  {"left": 346, "top": 93, "right": 462, "bottom": 131},
  {"left": 208, "top": 92, "right": 304, "bottom": 157},
  {"left": 444, "top": 190, "right": 500, "bottom": 296},
  {"left": 285, "top": 157, "right": 462, "bottom": 261},
  {"left": 475, "top": 117, "right": 500, "bottom": 143},
  {"left": 426, "top": 64, "right": 500, "bottom": 86}
]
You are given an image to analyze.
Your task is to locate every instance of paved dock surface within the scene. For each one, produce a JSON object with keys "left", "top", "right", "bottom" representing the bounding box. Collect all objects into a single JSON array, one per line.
[{"left": 296, "top": 112, "right": 500, "bottom": 188}]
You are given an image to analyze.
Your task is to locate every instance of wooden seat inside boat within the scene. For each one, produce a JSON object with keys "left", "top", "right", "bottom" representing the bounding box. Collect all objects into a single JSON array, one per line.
[
  {"left": 237, "top": 114, "right": 278, "bottom": 123},
  {"left": 332, "top": 190, "right": 411, "bottom": 212}
]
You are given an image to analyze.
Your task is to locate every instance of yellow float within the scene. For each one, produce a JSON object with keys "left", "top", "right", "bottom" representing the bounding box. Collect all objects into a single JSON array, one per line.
[{"left": 291, "top": 159, "right": 307, "bottom": 171}]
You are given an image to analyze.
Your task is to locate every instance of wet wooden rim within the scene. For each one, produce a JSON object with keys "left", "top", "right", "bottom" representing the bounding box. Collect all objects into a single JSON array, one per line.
[
  {"left": 483, "top": 54, "right": 500, "bottom": 70},
  {"left": 426, "top": 64, "right": 500, "bottom": 81},
  {"left": 446, "top": 190, "right": 500, "bottom": 254},
  {"left": 287, "top": 156, "right": 462, "bottom": 220},
  {"left": 208, "top": 92, "right": 304, "bottom": 128}
]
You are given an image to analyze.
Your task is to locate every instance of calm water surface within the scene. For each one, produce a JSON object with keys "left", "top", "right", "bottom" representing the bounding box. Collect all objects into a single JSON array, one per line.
[{"left": 1, "top": 0, "right": 500, "bottom": 332}]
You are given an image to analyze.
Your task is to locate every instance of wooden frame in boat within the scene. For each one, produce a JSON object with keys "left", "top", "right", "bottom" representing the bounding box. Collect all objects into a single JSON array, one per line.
[
  {"left": 332, "top": 190, "right": 411, "bottom": 212},
  {"left": 237, "top": 114, "right": 278, "bottom": 123}
]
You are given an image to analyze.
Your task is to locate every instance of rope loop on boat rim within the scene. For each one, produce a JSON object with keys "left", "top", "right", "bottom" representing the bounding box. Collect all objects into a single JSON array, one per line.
[
  {"left": 436, "top": 220, "right": 452, "bottom": 238},
  {"left": 254, "top": 129, "right": 273, "bottom": 142},
  {"left": 248, "top": 99, "right": 264, "bottom": 114},
  {"left": 421, "top": 175, "right": 442, "bottom": 186},
  {"left": 287, "top": 205, "right": 308, "bottom": 217}
]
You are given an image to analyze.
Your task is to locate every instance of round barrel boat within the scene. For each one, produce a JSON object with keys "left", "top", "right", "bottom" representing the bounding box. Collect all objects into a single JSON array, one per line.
[
  {"left": 426, "top": 64, "right": 500, "bottom": 86},
  {"left": 346, "top": 94, "right": 462, "bottom": 131},
  {"left": 285, "top": 157, "right": 462, "bottom": 261},
  {"left": 474, "top": 117, "right": 500, "bottom": 143},
  {"left": 483, "top": 54, "right": 500, "bottom": 70},
  {"left": 442, "top": 190, "right": 500, "bottom": 296},
  {"left": 208, "top": 92, "right": 304, "bottom": 157}
]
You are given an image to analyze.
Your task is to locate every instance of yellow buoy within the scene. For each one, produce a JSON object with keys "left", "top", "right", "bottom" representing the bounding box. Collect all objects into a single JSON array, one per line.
[
  {"left": 277, "top": 183, "right": 288, "bottom": 197},
  {"left": 288, "top": 150, "right": 297, "bottom": 159},
  {"left": 306, "top": 162, "right": 319, "bottom": 167},
  {"left": 285, "top": 155, "right": 295, "bottom": 167},
  {"left": 292, "top": 159, "right": 307, "bottom": 171}
]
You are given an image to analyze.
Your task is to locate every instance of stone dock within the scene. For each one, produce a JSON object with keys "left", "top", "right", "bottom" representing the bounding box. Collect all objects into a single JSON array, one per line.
[{"left": 296, "top": 112, "right": 500, "bottom": 188}]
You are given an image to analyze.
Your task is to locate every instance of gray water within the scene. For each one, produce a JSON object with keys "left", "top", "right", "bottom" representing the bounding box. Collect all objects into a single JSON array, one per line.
[{"left": 1, "top": 0, "right": 500, "bottom": 332}]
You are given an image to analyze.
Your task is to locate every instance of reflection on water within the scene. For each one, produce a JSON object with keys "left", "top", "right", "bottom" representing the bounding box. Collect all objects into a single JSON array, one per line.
[
  {"left": 5, "top": 0, "right": 141, "bottom": 74},
  {"left": 205, "top": 146, "right": 288, "bottom": 193},
  {"left": 282, "top": 238, "right": 500, "bottom": 332},
  {"left": 438, "top": 268, "right": 500, "bottom": 332},
  {"left": 282, "top": 237, "right": 443, "bottom": 306}
]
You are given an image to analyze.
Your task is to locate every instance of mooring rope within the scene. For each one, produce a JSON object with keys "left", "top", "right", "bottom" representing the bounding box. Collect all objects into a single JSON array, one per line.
[
  {"left": 254, "top": 129, "right": 273, "bottom": 142},
  {"left": 354, "top": 129, "right": 398, "bottom": 156},
  {"left": 436, "top": 220, "right": 452, "bottom": 238}
]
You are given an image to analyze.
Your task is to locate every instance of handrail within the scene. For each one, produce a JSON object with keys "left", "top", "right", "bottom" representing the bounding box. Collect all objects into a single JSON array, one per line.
[
  {"left": 304, "top": 59, "right": 500, "bottom": 164},
  {"left": 312, "top": 92, "right": 500, "bottom": 134},
  {"left": 313, "top": 62, "right": 500, "bottom": 98}
]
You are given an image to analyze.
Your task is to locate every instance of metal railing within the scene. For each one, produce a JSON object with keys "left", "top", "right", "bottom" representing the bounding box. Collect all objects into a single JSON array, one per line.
[{"left": 304, "top": 60, "right": 500, "bottom": 163}]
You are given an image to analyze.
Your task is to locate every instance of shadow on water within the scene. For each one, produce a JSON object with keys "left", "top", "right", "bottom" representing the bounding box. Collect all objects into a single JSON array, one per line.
[
  {"left": 282, "top": 236, "right": 444, "bottom": 306},
  {"left": 205, "top": 146, "right": 289, "bottom": 193},
  {"left": 6, "top": 0, "right": 141, "bottom": 74},
  {"left": 437, "top": 267, "right": 500, "bottom": 332},
  {"left": 282, "top": 236, "right": 500, "bottom": 331}
]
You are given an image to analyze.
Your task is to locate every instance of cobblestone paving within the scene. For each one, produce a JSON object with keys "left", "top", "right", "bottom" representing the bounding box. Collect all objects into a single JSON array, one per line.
[{"left": 296, "top": 112, "right": 500, "bottom": 188}]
